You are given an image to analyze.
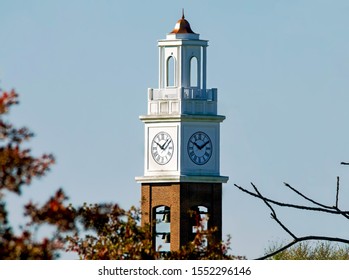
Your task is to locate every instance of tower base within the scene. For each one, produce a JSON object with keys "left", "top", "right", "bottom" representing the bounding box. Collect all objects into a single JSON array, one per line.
[{"left": 141, "top": 182, "right": 222, "bottom": 251}]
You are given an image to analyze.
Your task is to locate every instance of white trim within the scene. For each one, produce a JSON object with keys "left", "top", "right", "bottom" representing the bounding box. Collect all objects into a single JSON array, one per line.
[
  {"left": 158, "top": 39, "right": 208, "bottom": 47},
  {"left": 135, "top": 175, "right": 229, "bottom": 184},
  {"left": 139, "top": 114, "right": 225, "bottom": 123}
]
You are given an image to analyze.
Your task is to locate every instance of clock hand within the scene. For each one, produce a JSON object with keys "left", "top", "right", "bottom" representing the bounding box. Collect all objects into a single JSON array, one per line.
[
  {"left": 154, "top": 141, "right": 163, "bottom": 149},
  {"left": 160, "top": 139, "right": 169, "bottom": 150},
  {"left": 190, "top": 140, "right": 201, "bottom": 149},
  {"left": 199, "top": 140, "right": 210, "bottom": 150},
  {"left": 163, "top": 139, "right": 172, "bottom": 150}
]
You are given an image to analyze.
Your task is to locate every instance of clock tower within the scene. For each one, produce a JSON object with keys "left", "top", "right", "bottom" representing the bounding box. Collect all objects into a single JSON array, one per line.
[{"left": 136, "top": 13, "right": 228, "bottom": 251}]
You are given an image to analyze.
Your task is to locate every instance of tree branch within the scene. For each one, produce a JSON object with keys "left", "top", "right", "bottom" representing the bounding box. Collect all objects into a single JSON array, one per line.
[
  {"left": 332, "top": 206, "right": 349, "bottom": 220},
  {"left": 233, "top": 184, "right": 349, "bottom": 215},
  {"left": 250, "top": 183, "right": 296, "bottom": 239},
  {"left": 234, "top": 180, "right": 349, "bottom": 260},
  {"left": 336, "top": 176, "right": 340, "bottom": 208},
  {"left": 283, "top": 182, "right": 332, "bottom": 209}
]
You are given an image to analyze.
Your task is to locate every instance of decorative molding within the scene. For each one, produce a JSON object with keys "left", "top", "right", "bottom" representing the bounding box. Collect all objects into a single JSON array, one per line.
[
  {"left": 135, "top": 175, "right": 229, "bottom": 184},
  {"left": 158, "top": 39, "right": 208, "bottom": 47},
  {"left": 139, "top": 114, "right": 225, "bottom": 123}
]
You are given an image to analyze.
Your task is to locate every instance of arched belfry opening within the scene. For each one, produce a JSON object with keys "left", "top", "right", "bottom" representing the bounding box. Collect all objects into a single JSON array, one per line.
[
  {"left": 154, "top": 205, "right": 171, "bottom": 251},
  {"left": 190, "top": 56, "right": 198, "bottom": 87},
  {"left": 136, "top": 12, "right": 228, "bottom": 252},
  {"left": 189, "top": 205, "right": 209, "bottom": 243},
  {"left": 156, "top": 12, "right": 206, "bottom": 92},
  {"left": 166, "top": 56, "right": 175, "bottom": 87},
  {"left": 190, "top": 206, "right": 208, "bottom": 231}
]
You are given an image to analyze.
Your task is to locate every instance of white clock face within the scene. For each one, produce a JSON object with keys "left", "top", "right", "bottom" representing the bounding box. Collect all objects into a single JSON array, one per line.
[
  {"left": 187, "top": 131, "right": 212, "bottom": 165},
  {"left": 151, "top": 131, "right": 174, "bottom": 165}
]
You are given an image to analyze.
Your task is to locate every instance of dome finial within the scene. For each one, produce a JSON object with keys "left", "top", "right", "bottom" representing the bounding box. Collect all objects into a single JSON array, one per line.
[{"left": 169, "top": 10, "right": 197, "bottom": 35}]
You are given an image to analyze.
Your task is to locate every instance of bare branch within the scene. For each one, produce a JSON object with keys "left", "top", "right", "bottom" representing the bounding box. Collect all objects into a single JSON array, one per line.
[
  {"left": 283, "top": 182, "right": 331, "bottom": 209},
  {"left": 257, "top": 240, "right": 297, "bottom": 260},
  {"left": 233, "top": 184, "right": 349, "bottom": 215},
  {"left": 336, "top": 176, "right": 340, "bottom": 208},
  {"left": 250, "top": 183, "right": 296, "bottom": 239},
  {"left": 250, "top": 183, "right": 276, "bottom": 218},
  {"left": 234, "top": 181, "right": 349, "bottom": 260},
  {"left": 332, "top": 206, "right": 349, "bottom": 220}
]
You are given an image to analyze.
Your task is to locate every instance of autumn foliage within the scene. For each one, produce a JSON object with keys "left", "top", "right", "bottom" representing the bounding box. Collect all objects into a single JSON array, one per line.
[
  {"left": 0, "top": 89, "right": 58, "bottom": 259},
  {"left": 0, "top": 89, "right": 237, "bottom": 260}
]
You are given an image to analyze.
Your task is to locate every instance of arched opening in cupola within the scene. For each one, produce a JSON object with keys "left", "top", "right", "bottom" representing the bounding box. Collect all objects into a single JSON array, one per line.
[
  {"left": 166, "top": 56, "right": 175, "bottom": 87},
  {"left": 190, "top": 56, "right": 198, "bottom": 87}
]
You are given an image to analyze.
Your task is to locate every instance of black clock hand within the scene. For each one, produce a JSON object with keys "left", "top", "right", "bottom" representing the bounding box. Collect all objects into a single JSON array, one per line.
[
  {"left": 190, "top": 140, "right": 201, "bottom": 149},
  {"left": 160, "top": 139, "right": 169, "bottom": 150},
  {"left": 163, "top": 139, "right": 172, "bottom": 150},
  {"left": 198, "top": 140, "right": 210, "bottom": 150},
  {"left": 154, "top": 141, "right": 164, "bottom": 150}
]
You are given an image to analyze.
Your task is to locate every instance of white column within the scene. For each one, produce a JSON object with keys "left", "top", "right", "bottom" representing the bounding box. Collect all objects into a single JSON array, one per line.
[
  {"left": 159, "top": 46, "right": 162, "bottom": 88},
  {"left": 197, "top": 56, "right": 201, "bottom": 89},
  {"left": 179, "top": 46, "right": 183, "bottom": 88},
  {"left": 202, "top": 46, "right": 207, "bottom": 91}
]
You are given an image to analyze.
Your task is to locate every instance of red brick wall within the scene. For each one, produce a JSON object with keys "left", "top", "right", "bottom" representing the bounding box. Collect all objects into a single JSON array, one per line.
[{"left": 141, "top": 182, "right": 222, "bottom": 251}]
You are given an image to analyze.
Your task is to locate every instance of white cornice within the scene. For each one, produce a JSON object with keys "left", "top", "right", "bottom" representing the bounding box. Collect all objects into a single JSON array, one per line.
[
  {"left": 135, "top": 175, "right": 229, "bottom": 184},
  {"left": 139, "top": 114, "right": 226, "bottom": 123},
  {"left": 158, "top": 39, "right": 208, "bottom": 47}
]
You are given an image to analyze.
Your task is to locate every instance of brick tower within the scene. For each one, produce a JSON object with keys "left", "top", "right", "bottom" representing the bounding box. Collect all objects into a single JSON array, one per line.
[{"left": 136, "top": 13, "right": 228, "bottom": 251}]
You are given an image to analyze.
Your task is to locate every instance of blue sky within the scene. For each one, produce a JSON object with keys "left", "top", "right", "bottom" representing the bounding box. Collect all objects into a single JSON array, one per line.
[{"left": 1, "top": 0, "right": 349, "bottom": 259}]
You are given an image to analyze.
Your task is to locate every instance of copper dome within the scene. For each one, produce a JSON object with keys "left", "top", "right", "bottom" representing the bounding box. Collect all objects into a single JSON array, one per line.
[{"left": 170, "top": 13, "right": 196, "bottom": 34}]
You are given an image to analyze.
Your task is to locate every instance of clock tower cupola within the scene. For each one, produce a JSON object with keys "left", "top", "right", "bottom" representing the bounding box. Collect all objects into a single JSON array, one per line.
[{"left": 136, "top": 12, "right": 228, "bottom": 251}]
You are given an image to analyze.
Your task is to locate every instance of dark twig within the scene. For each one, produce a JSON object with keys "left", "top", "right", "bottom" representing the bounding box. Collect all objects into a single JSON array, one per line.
[
  {"left": 283, "top": 182, "right": 331, "bottom": 209},
  {"left": 333, "top": 206, "right": 349, "bottom": 220},
  {"left": 336, "top": 176, "right": 340, "bottom": 208},
  {"left": 257, "top": 241, "right": 298, "bottom": 260},
  {"left": 250, "top": 183, "right": 296, "bottom": 239},
  {"left": 233, "top": 184, "right": 349, "bottom": 215}
]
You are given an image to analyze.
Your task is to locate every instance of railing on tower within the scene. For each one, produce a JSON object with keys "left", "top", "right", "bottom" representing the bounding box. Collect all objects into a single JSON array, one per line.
[
  {"left": 149, "top": 87, "right": 216, "bottom": 101},
  {"left": 147, "top": 87, "right": 218, "bottom": 115}
]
